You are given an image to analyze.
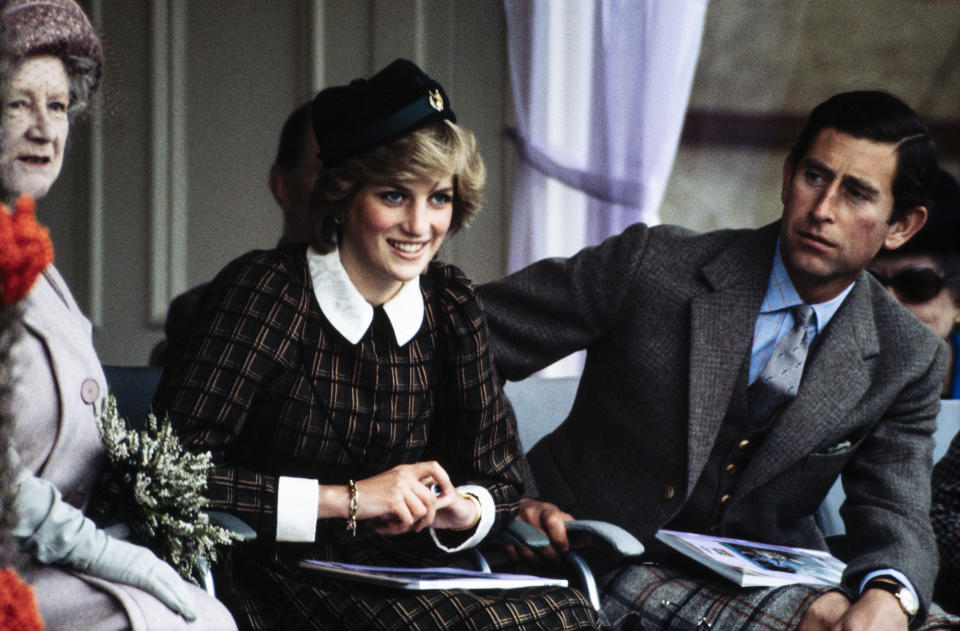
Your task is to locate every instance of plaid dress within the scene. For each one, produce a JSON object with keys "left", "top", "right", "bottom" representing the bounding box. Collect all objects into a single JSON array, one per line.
[{"left": 153, "top": 246, "right": 599, "bottom": 631}]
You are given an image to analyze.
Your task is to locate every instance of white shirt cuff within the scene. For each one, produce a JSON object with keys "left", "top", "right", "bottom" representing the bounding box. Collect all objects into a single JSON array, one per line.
[
  {"left": 276, "top": 476, "right": 319, "bottom": 542},
  {"left": 859, "top": 569, "right": 919, "bottom": 618},
  {"left": 430, "top": 484, "right": 495, "bottom": 553}
]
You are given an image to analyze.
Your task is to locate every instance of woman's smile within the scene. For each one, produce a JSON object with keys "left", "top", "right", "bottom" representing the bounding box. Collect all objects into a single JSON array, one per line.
[{"left": 338, "top": 175, "right": 454, "bottom": 305}]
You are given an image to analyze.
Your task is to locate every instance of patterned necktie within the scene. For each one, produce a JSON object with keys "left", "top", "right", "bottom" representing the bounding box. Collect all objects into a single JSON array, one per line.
[{"left": 749, "top": 304, "right": 815, "bottom": 425}]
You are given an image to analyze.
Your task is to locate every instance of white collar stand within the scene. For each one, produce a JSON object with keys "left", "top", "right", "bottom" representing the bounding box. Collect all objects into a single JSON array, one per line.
[{"left": 306, "top": 246, "right": 424, "bottom": 345}]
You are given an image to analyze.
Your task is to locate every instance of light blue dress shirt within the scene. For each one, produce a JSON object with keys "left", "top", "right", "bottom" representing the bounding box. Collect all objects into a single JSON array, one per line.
[
  {"left": 750, "top": 240, "right": 851, "bottom": 384},
  {"left": 751, "top": 238, "right": 918, "bottom": 612}
]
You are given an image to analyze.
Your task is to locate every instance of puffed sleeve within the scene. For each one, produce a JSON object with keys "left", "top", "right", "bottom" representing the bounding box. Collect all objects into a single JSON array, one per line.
[
  {"left": 152, "top": 250, "right": 304, "bottom": 541},
  {"left": 420, "top": 263, "right": 524, "bottom": 535}
]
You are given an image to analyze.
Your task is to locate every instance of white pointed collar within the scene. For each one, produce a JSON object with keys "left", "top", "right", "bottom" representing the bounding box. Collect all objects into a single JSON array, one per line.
[{"left": 306, "top": 246, "right": 424, "bottom": 346}]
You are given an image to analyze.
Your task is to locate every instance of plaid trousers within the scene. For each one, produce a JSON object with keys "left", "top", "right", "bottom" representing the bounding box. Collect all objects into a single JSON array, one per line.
[{"left": 600, "top": 563, "right": 960, "bottom": 631}]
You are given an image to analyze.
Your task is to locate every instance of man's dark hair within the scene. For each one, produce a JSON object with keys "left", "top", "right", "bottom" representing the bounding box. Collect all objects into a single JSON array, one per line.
[
  {"left": 273, "top": 101, "right": 313, "bottom": 176},
  {"left": 788, "top": 90, "right": 938, "bottom": 221}
]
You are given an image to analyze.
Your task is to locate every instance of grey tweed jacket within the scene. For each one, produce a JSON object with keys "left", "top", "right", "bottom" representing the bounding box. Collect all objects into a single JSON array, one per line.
[{"left": 479, "top": 221, "right": 947, "bottom": 608}]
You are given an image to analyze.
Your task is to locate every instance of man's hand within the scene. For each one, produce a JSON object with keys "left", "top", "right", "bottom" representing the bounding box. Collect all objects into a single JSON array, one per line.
[
  {"left": 510, "top": 498, "right": 575, "bottom": 562},
  {"left": 832, "top": 587, "right": 910, "bottom": 631},
  {"left": 799, "top": 586, "right": 909, "bottom": 631}
]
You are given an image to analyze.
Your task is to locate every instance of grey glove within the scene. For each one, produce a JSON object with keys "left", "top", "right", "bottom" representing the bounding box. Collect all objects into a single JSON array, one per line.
[{"left": 12, "top": 473, "right": 197, "bottom": 621}]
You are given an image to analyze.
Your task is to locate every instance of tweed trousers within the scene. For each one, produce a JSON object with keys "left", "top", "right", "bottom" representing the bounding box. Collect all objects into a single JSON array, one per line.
[{"left": 599, "top": 563, "right": 960, "bottom": 631}]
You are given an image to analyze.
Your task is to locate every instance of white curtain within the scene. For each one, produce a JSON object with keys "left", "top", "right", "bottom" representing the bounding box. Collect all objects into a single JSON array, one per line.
[{"left": 505, "top": 0, "right": 709, "bottom": 272}]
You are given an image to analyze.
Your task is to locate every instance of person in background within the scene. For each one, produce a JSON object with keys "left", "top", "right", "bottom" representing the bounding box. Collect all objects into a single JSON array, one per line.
[
  {"left": 480, "top": 90, "right": 960, "bottom": 631},
  {"left": 267, "top": 99, "right": 319, "bottom": 247},
  {"left": 933, "top": 405, "right": 960, "bottom": 613},
  {"left": 152, "top": 58, "right": 600, "bottom": 631},
  {"left": 149, "top": 100, "right": 317, "bottom": 366},
  {"left": 868, "top": 169, "right": 960, "bottom": 397},
  {"left": 896, "top": 170, "right": 960, "bottom": 615},
  {"left": 0, "top": 0, "right": 237, "bottom": 628}
]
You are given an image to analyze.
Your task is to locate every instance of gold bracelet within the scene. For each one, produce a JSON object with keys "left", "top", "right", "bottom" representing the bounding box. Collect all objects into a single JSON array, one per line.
[
  {"left": 460, "top": 492, "right": 482, "bottom": 529},
  {"left": 346, "top": 479, "right": 359, "bottom": 537}
]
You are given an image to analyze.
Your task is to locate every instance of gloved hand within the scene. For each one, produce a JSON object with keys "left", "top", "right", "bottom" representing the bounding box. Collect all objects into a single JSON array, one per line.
[{"left": 11, "top": 473, "right": 197, "bottom": 621}]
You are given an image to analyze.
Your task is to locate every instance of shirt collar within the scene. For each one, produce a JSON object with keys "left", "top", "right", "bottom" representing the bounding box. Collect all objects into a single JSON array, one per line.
[
  {"left": 761, "top": 237, "right": 853, "bottom": 332},
  {"left": 306, "top": 246, "right": 424, "bottom": 345}
]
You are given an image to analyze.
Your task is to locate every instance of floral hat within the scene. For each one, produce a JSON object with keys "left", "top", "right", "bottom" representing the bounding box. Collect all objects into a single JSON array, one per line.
[{"left": 1, "top": 0, "right": 103, "bottom": 95}]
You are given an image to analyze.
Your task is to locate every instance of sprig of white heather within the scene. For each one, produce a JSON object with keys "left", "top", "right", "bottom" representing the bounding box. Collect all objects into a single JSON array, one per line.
[{"left": 97, "top": 395, "right": 242, "bottom": 584}]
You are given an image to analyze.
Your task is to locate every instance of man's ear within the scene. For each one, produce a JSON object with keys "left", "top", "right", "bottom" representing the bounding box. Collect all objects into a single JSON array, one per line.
[
  {"left": 268, "top": 164, "right": 290, "bottom": 213},
  {"left": 781, "top": 157, "right": 794, "bottom": 205},
  {"left": 883, "top": 206, "right": 927, "bottom": 251}
]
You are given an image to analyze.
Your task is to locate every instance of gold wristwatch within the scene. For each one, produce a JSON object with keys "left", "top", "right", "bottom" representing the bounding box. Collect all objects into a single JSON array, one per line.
[{"left": 864, "top": 578, "right": 919, "bottom": 617}]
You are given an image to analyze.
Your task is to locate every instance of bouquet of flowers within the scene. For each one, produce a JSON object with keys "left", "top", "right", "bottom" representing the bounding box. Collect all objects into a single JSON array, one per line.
[
  {"left": 0, "top": 195, "right": 53, "bottom": 630},
  {"left": 95, "top": 397, "right": 242, "bottom": 584}
]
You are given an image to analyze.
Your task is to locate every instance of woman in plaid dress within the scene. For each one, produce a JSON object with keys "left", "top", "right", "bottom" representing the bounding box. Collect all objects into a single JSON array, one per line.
[{"left": 153, "top": 59, "right": 600, "bottom": 631}]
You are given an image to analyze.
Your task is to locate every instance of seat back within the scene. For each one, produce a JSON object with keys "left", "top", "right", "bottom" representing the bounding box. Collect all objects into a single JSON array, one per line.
[
  {"left": 933, "top": 399, "right": 960, "bottom": 463},
  {"left": 101, "top": 365, "right": 164, "bottom": 430},
  {"left": 817, "top": 399, "right": 960, "bottom": 537},
  {"left": 503, "top": 376, "right": 579, "bottom": 452}
]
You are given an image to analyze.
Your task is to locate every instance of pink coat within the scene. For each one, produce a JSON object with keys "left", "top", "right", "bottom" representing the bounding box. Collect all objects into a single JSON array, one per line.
[{"left": 8, "top": 266, "right": 236, "bottom": 631}]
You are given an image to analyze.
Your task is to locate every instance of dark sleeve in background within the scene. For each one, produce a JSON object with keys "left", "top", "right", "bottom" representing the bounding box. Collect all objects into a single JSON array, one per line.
[
  {"left": 933, "top": 430, "right": 960, "bottom": 614},
  {"left": 148, "top": 283, "right": 210, "bottom": 367}
]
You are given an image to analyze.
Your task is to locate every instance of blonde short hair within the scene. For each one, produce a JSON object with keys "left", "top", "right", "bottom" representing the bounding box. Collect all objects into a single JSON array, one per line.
[{"left": 310, "top": 119, "right": 485, "bottom": 253}]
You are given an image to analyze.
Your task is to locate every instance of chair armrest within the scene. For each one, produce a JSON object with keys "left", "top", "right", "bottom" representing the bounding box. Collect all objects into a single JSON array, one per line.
[
  {"left": 502, "top": 517, "right": 550, "bottom": 548},
  {"left": 565, "top": 519, "right": 645, "bottom": 557},
  {"left": 200, "top": 511, "right": 256, "bottom": 597},
  {"left": 501, "top": 517, "right": 645, "bottom": 557},
  {"left": 494, "top": 517, "right": 642, "bottom": 613},
  {"left": 208, "top": 510, "right": 257, "bottom": 542}
]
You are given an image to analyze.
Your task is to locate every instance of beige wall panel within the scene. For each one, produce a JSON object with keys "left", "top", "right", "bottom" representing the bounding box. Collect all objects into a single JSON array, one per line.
[
  {"left": 53, "top": 0, "right": 509, "bottom": 365},
  {"left": 34, "top": 0, "right": 959, "bottom": 366}
]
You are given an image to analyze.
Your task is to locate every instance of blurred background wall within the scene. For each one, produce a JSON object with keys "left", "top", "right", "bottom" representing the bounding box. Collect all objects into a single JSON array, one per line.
[
  {"left": 664, "top": 0, "right": 960, "bottom": 230},
  {"left": 45, "top": 0, "right": 959, "bottom": 365}
]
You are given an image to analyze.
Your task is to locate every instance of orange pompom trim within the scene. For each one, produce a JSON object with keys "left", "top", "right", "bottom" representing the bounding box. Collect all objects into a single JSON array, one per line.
[
  {"left": 0, "top": 196, "right": 54, "bottom": 307},
  {"left": 0, "top": 567, "right": 45, "bottom": 631}
]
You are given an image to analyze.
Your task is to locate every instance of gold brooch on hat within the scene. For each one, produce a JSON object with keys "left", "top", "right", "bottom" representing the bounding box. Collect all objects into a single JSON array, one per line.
[{"left": 428, "top": 89, "right": 443, "bottom": 112}]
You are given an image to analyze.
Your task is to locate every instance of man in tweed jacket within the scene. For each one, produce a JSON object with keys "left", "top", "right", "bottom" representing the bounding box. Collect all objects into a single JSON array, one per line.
[{"left": 481, "top": 92, "right": 957, "bottom": 630}]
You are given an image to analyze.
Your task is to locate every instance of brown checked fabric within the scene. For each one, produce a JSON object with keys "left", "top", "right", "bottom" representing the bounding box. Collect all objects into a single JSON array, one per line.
[{"left": 152, "top": 245, "right": 599, "bottom": 631}]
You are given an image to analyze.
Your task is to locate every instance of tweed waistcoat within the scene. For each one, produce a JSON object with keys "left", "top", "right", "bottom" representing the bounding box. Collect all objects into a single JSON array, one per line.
[{"left": 667, "top": 350, "right": 774, "bottom": 537}]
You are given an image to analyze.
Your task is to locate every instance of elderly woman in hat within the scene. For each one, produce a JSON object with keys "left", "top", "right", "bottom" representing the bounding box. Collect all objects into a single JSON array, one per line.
[
  {"left": 0, "top": 0, "right": 237, "bottom": 628},
  {"left": 153, "top": 59, "right": 600, "bottom": 630}
]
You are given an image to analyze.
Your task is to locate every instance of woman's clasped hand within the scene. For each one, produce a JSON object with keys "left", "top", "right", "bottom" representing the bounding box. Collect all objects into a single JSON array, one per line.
[{"left": 330, "top": 461, "right": 479, "bottom": 534}]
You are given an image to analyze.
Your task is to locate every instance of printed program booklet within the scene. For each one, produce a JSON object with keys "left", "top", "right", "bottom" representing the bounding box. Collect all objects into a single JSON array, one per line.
[
  {"left": 655, "top": 529, "right": 845, "bottom": 587},
  {"left": 297, "top": 560, "right": 569, "bottom": 591}
]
